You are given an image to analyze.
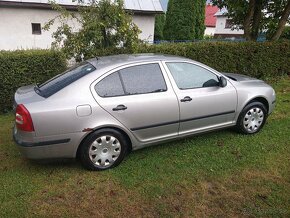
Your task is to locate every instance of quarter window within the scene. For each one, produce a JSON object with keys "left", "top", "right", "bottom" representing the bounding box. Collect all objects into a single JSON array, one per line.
[
  {"left": 95, "top": 72, "right": 124, "bottom": 97},
  {"left": 166, "top": 62, "right": 219, "bottom": 89},
  {"left": 95, "top": 63, "right": 167, "bottom": 97}
]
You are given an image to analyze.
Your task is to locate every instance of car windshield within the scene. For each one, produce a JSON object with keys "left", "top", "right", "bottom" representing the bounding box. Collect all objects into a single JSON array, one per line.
[{"left": 35, "top": 62, "right": 96, "bottom": 98}]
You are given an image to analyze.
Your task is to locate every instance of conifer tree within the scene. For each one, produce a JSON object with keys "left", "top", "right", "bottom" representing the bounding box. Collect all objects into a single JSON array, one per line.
[
  {"left": 163, "top": 0, "right": 205, "bottom": 40},
  {"left": 154, "top": 14, "right": 166, "bottom": 41}
]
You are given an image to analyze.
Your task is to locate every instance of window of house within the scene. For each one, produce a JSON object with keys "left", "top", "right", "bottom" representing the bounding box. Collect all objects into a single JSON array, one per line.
[
  {"left": 32, "top": 23, "right": 41, "bottom": 35},
  {"left": 166, "top": 62, "right": 219, "bottom": 89},
  {"left": 95, "top": 63, "right": 167, "bottom": 97},
  {"left": 225, "top": 19, "right": 233, "bottom": 29}
]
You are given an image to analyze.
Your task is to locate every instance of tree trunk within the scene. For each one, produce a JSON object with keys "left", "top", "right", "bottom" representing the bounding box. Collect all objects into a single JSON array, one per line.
[
  {"left": 271, "top": 0, "right": 290, "bottom": 41},
  {"left": 251, "top": 0, "right": 263, "bottom": 40},
  {"left": 243, "top": 0, "right": 255, "bottom": 40}
]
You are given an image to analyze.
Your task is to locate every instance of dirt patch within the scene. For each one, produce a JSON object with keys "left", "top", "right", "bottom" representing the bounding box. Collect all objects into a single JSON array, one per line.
[
  {"left": 27, "top": 168, "right": 290, "bottom": 217},
  {"left": 29, "top": 174, "right": 158, "bottom": 218},
  {"left": 143, "top": 169, "right": 290, "bottom": 217}
]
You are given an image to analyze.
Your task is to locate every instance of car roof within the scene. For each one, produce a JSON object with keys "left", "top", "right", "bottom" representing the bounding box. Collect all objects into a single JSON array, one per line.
[{"left": 87, "top": 53, "right": 192, "bottom": 69}]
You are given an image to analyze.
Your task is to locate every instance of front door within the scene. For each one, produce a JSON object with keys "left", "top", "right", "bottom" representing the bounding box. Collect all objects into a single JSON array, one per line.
[
  {"left": 92, "top": 62, "right": 180, "bottom": 142},
  {"left": 163, "top": 61, "right": 237, "bottom": 135}
]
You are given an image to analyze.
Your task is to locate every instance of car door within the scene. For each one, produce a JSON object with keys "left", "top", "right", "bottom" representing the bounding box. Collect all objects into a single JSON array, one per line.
[
  {"left": 92, "top": 62, "right": 180, "bottom": 142},
  {"left": 163, "top": 61, "right": 237, "bottom": 135}
]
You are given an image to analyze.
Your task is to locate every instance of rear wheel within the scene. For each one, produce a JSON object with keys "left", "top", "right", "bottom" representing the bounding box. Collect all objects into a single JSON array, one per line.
[
  {"left": 79, "top": 129, "right": 128, "bottom": 170},
  {"left": 237, "top": 102, "right": 267, "bottom": 134}
]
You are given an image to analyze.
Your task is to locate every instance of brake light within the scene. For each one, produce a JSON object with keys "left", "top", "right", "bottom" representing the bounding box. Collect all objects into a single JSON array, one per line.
[{"left": 15, "top": 104, "right": 34, "bottom": 132}]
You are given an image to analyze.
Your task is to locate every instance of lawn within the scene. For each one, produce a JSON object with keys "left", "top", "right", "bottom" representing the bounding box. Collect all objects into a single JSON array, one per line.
[{"left": 0, "top": 78, "right": 289, "bottom": 217}]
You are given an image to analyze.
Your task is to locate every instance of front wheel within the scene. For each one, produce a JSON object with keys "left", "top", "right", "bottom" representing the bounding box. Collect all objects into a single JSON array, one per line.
[
  {"left": 79, "top": 129, "right": 128, "bottom": 170},
  {"left": 236, "top": 102, "right": 268, "bottom": 134}
]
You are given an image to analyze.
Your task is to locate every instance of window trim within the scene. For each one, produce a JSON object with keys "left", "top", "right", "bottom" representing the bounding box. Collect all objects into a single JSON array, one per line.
[
  {"left": 163, "top": 61, "right": 222, "bottom": 91},
  {"left": 32, "top": 23, "right": 41, "bottom": 35},
  {"left": 94, "top": 62, "right": 168, "bottom": 98},
  {"left": 225, "top": 19, "right": 233, "bottom": 29}
]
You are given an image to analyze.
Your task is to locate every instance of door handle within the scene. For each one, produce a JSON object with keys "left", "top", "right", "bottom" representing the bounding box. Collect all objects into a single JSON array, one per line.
[
  {"left": 180, "top": 96, "right": 192, "bottom": 102},
  {"left": 112, "top": 104, "right": 127, "bottom": 111}
]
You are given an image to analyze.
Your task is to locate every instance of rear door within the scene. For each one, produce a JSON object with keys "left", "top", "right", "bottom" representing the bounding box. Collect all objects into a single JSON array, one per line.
[
  {"left": 91, "top": 62, "right": 179, "bottom": 142},
  {"left": 163, "top": 61, "right": 237, "bottom": 135}
]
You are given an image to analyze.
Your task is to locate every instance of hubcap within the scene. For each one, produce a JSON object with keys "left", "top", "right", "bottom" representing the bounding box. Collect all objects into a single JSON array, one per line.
[
  {"left": 89, "top": 135, "right": 121, "bottom": 168},
  {"left": 243, "top": 107, "right": 264, "bottom": 133}
]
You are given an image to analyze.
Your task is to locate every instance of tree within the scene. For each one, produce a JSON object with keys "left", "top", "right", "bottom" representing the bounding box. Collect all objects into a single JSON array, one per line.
[
  {"left": 163, "top": 0, "right": 205, "bottom": 40},
  {"left": 212, "top": 0, "right": 290, "bottom": 41},
  {"left": 44, "top": 0, "right": 140, "bottom": 61},
  {"left": 194, "top": 0, "right": 206, "bottom": 39},
  {"left": 154, "top": 14, "right": 166, "bottom": 41},
  {"left": 266, "top": 0, "right": 290, "bottom": 40}
]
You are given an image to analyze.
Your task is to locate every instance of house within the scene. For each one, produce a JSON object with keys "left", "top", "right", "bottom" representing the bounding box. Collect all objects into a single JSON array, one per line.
[
  {"left": 214, "top": 8, "right": 244, "bottom": 38},
  {"left": 204, "top": 4, "right": 219, "bottom": 36},
  {"left": 0, "top": 0, "right": 163, "bottom": 50},
  {"left": 156, "top": 1, "right": 222, "bottom": 38}
]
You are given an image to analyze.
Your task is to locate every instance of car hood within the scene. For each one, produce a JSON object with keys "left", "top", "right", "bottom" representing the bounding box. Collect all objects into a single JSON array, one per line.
[{"left": 223, "top": 73, "right": 263, "bottom": 82}]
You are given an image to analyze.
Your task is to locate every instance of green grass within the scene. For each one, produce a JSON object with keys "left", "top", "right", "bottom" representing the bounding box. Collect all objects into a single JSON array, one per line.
[{"left": 0, "top": 78, "right": 289, "bottom": 217}]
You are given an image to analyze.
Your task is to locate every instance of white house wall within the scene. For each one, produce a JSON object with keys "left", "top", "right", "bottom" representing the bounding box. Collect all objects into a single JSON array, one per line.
[
  {"left": 132, "top": 14, "right": 155, "bottom": 43},
  {"left": 0, "top": 8, "right": 81, "bottom": 50},
  {"left": 215, "top": 16, "right": 244, "bottom": 35},
  {"left": 0, "top": 8, "right": 156, "bottom": 50},
  {"left": 204, "top": 27, "right": 215, "bottom": 36}
]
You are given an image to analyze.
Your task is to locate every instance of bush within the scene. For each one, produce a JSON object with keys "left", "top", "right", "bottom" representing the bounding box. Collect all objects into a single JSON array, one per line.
[
  {"left": 1, "top": 41, "right": 289, "bottom": 113},
  {"left": 138, "top": 41, "right": 290, "bottom": 79},
  {"left": 94, "top": 41, "right": 289, "bottom": 79},
  {"left": 0, "top": 50, "right": 67, "bottom": 113},
  {"left": 281, "top": 26, "right": 290, "bottom": 40}
]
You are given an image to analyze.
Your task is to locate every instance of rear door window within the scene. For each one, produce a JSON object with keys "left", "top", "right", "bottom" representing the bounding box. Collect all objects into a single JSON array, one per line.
[
  {"left": 119, "top": 63, "right": 167, "bottom": 95},
  {"left": 95, "top": 63, "right": 167, "bottom": 97},
  {"left": 35, "top": 62, "right": 96, "bottom": 98}
]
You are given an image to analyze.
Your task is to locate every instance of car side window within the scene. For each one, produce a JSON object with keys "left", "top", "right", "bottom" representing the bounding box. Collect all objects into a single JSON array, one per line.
[
  {"left": 119, "top": 63, "right": 167, "bottom": 95},
  {"left": 95, "top": 72, "right": 125, "bottom": 97},
  {"left": 95, "top": 63, "right": 167, "bottom": 97},
  {"left": 166, "top": 62, "right": 219, "bottom": 89}
]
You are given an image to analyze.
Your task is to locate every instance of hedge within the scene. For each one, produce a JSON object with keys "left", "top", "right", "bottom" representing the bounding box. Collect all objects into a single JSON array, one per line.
[
  {"left": 0, "top": 50, "right": 67, "bottom": 113},
  {"left": 137, "top": 41, "right": 290, "bottom": 79},
  {"left": 1, "top": 41, "right": 289, "bottom": 113},
  {"left": 92, "top": 41, "right": 289, "bottom": 79}
]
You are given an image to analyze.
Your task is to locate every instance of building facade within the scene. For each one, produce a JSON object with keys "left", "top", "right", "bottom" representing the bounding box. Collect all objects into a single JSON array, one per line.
[
  {"left": 204, "top": 4, "right": 218, "bottom": 36},
  {"left": 0, "top": 0, "right": 163, "bottom": 50},
  {"left": 214, "top": 8, "right": 244, "bottom": 38}
]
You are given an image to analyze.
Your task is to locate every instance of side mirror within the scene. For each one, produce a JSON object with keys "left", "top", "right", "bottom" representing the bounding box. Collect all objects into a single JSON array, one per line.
[{"left": 219, "top": 76, "right": 227, "bottom": 88}]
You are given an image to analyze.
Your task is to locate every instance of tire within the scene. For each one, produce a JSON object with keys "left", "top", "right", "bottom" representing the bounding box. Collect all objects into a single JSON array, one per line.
[
  {"left": 79, "top": 128, "right": 128, "bottom": 171},
  {"left": 236, "top": 101, "right": 268, "bottom": 134}
]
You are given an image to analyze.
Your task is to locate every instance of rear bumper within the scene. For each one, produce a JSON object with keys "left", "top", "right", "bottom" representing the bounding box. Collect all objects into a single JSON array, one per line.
[
  {"left": 13, "top": 135, "right": 70, "bottom": 147},
  {"left": 13, "top": 127, "right": 81, "bottom": 159}
]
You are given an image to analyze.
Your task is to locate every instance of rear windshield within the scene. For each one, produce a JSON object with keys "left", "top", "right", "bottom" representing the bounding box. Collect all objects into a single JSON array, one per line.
[{"left": 35, "top": 62, "right": 96, "bottom": 98}]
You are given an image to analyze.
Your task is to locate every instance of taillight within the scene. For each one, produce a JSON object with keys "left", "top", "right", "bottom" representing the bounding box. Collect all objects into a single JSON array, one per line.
[{"left": 15, "top": 104, "right": 34, "bottom": 132}]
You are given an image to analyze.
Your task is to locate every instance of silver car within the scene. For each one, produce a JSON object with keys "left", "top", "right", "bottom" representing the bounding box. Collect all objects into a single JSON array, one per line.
[{"left": 13, "top": 54, "right": 276, "bottom": 170}]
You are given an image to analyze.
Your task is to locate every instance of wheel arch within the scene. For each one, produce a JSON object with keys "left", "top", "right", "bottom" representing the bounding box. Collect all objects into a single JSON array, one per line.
[
  {"left": 246, "top": 96, "right": 269, "bottom": 113},
  {"left": 76, "top": 126, "right": 133, "bottom": 159}
]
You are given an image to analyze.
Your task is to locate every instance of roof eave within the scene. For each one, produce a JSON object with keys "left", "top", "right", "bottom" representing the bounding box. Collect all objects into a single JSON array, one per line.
[{"left": 0, "top": 1, "right": 164, "bottom": 14}]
